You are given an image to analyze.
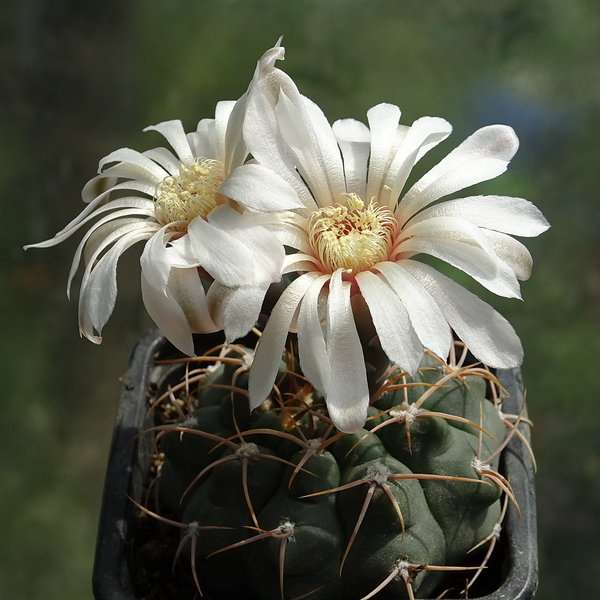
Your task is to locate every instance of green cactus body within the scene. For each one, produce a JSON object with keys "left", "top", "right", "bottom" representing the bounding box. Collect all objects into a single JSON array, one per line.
[{"left": 152, "top": 346, "right": 510, "bottom": 599}]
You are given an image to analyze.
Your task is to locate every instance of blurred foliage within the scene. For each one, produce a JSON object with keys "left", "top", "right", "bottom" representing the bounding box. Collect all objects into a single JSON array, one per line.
[{"left": 1, "top": 0, "right": 600, "bottom": 598}]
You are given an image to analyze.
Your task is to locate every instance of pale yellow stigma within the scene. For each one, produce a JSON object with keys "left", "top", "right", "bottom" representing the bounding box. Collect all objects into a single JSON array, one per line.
[
  {"left": 307, "top": 193, "right": 397, "bottom": 273},
  {"left": 154, "top": 158, "right": 225, "bottom": 226}
]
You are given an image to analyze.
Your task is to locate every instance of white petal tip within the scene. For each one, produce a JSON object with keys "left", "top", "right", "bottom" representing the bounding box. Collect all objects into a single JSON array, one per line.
[
  {"left": 82, "top": 332, "right": 102, "bottom": 345},
  {"left": 248, "top": 390, "right": 268, "bottom": 412},
  {"left": 328, "top": 405, "right": 369, "bottom": 434},
  {"left": 332, "top": 419, "right": 365, "bottom": 435}
]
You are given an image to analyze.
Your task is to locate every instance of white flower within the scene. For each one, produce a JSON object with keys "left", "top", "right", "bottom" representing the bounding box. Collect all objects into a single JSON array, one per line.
[
  {"left": 220, "top": 46, "right": 550, "bottom": 433},
  {"left": 25, "top": 45, "right": 295, "bottom": 356}
]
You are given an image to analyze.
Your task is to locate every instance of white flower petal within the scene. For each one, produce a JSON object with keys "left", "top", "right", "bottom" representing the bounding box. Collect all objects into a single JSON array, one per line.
[
  {"left": 366, "top": 103, "right": 406, "bottom": 203},
  {"left": 139, "top": 224, "right": 201, "bottom": 294},
  {"left": 251, "top": 46, "right": 343, "bottom": 198},
  {"left": 188, "top": 118, "right": 217, "bottom": 158},
  {"left": 223, "top": 285, "right": 269, "bottom": 342},
  {"left": 223, "top": 99, "right": 249, "bottom": 171},
  {"left": 77, "top": 220, "right": 155, "bottom": 300},
  {"left": 332, "top": 118, "right": 371, "bottom": 143},
  {"left": 25, "top": 197, "right": 155, "bottom": 251},
  {"left": 206, "top": 282, "right": 268, "bottom": 342},
  {"left": 98, "top": 147, "right": 168, "bottom": 182},
  {"left": 282, "top": 252, "right": 321, "bottom": 274},
  {"left": 408, "top": 195, "right": 550, "bottom": 237},
  {"left": 218, "top": 163, "right": 305, "bottom": 212},
  {"left": 141, "top": 272, "right": 195, "bottom": 357},
  {"left": 254, "top": 39, "right": 285, "bottom": 74},
  {"left": 249, "top": 273, "right": 319, "bottom": 409},
  {"left": 399, "top": 216, "right": 522, "bottom": 299},
  {"left": 402, "top": 260, "right": 523, "bottom": 368},
  {"left": 78, "top": 227, "right": 153, "bottom": 342},
  {"left": 481, "top": 229, "right": 534, "bottom": 281},
  {"left": 298, "top": 93, "right": 347, "bottom": 200},
  {"left": 400, "top": 236, "right": 520, "bottom": 299},
  {"left": 355, "top": 270, "right": 423, "bottom": 375},
  {"left": 397, "top": 125, "right": 520, "bottom": 226},
  {"left": 143, "top": 120, "right": 194, "bottom": 165},
  {"left": 166, "top": 267, "right": 219, "bottom": 334},
  {"left": 81, "top": 176, "right": 156, "bottom": 205},
  {"left": 332, "top": 118, "right": 370, "bottom": 199},
  {"left": 141, "top": 263, "right": 219, "bottom": 357},
  {"left": 143, "top": 147, "right": 181, "bottom": 175},
  {"left": 274, "top": 90, "right": 345, "bottom": 206},
  {"left": 205, "top": 205, "right": 285, "bottom": 285},
  {"left": 81, "top": 174, "right": 118, "bottom": 204},
  {"left": 214, "top": 100, "right": 237, "bottom": 165},
  {"left": 244, "top": 49, "right": 321, "bottom": 210},
  {"left": 266, "top": 218, "right": 312, "bottom": 255},
  {"left": 246, "top": 96, "right": 316, "bottom": 209},
  {"left": 183, "top": 213, "right": 263, "bottom": 287},
  {"left": 386, "top": 116, "right": 453, "bottom": 206},
  {"left": 81, "top": 216, "right": 148, "bottom": 266},
  {"left": 297, "top": 274, "right": 332, "bottom": 396},
  {"left": 374, "top": 261, "right": 452, "bottom": 362},
  {"left": 326, "top": 269, "right": 370, "bottom": 433}
]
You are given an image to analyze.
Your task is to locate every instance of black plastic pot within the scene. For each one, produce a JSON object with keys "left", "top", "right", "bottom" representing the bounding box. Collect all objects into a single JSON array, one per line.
[{"left": 92, "top": 329, "right": 538, "bottom": 600}]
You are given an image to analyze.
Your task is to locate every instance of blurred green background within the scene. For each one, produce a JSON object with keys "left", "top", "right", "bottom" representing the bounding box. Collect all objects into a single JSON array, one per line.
[{"left": 1, "top": 0, "right": 599, "bottom": 598}]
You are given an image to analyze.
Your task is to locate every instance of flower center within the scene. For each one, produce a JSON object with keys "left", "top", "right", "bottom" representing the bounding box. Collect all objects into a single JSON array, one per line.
[
  {"left": 154, "top": 158, "right": 225, "bottom": 226},
  {"left": 307, "top": 194, "right": 397, "bottom": 273}
]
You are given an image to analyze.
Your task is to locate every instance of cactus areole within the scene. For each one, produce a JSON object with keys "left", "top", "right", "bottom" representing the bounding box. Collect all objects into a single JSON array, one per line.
[{"left": 92, "top": 330, "right": 537, "bottom": 600}]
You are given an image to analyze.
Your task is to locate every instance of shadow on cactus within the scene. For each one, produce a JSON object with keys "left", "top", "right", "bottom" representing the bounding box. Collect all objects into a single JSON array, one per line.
[{"left": 132, "top": 336, "right": 532, "bottom": 600}]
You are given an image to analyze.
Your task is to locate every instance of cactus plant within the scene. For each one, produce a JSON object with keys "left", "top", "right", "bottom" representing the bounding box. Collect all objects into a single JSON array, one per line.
[
  {"left": 129, "top": 334, "right": 530, "bottom": 600},
  {"left": 23, "top": 38, "right": 544, "bottom": 600}
]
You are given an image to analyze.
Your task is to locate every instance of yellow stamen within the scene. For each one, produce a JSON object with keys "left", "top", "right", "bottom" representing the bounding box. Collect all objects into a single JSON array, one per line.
[
  {"left": 154, "top": 158, "right": 224, "bottom": 226},
  {"left": 307, "top": 194, "right": 397, "bottom": 273}
]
